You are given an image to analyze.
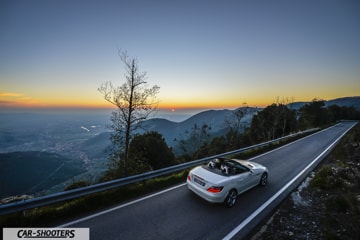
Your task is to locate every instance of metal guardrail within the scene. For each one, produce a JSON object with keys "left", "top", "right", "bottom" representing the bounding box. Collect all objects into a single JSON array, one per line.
[{"left": 0, "top": 128, "right": 318, "bottom": 216}]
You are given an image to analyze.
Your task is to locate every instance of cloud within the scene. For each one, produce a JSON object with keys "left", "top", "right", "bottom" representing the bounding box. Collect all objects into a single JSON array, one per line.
[
  {"left": 0, "top": 99, "right": 19, "bottom": 108},
  {"left": 0, "top": 92, "right": 41, "bottom": 107},
  {"left": 0, "top": 92, "right": 22, "bottom": 97},
  {"left": 0, "top": 100, "right": 16, "bottom": 104}
]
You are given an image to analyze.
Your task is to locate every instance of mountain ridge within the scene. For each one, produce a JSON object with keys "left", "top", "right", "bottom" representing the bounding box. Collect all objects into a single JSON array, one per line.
[
  {"left": 83, "top": 107, "right": 261, "bottom": 154},
  {"left": 83, "top": 96, "right": 360, "bottom": 156}
]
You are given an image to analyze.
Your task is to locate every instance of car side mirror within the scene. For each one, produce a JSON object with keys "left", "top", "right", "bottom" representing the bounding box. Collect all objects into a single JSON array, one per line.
[{"left": 249, "top": 169, "right": 254, "bottom": 174}]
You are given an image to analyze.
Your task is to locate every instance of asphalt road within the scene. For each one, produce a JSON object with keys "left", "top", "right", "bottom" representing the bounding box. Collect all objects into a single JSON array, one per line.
[{"left": 58, "top": 121, "right": 357, "bottom": 240}]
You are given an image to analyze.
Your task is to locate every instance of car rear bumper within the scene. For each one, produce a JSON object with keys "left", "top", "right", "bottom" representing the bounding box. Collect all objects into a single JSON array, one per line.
[{"left": 187, "top": 179, "right": 226, "bottom": 203}]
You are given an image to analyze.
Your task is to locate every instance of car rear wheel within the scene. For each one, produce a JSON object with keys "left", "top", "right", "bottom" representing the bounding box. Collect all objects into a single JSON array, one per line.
[
  {"left": 224, "top": 190, "right": 237, "bottom": 208},
  {"left": 259, "top": 173, "right": 268, "bottom": 186}
]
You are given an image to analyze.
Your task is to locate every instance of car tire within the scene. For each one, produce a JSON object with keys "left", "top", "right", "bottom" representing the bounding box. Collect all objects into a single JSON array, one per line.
[
  {"left": 224, "top": 190, "right": 237, "bottom": 208},
  {"left": 259, "top": 173, "right": 268, "bottom": 186}
]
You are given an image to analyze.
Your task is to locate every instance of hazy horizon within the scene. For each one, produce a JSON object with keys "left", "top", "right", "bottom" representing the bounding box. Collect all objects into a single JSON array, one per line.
[
  {"left": 1, "top": 95, "right": 358, "bottom": 122},
  {"left": 0, "top": 105, "right": 207, "bottom": 123}
]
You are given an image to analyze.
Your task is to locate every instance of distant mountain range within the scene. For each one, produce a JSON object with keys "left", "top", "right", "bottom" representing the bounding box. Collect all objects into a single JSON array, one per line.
[
  {"left": 82, "top": 107, "right": 261, "bottom": 156},
  {"left": 140, "top": 107, "right": 259, "bottom": 144}
]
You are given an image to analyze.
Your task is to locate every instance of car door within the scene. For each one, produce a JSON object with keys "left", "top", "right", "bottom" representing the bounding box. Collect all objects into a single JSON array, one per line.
[
  {"left": 232, "top": 171, "right": 253, "bottom": 194},
  {"left": 247, "top": 170, "right": 262, "bottom": 188},
  {"left": 229, "top": 162, "right": 255, "bottom": 193}
]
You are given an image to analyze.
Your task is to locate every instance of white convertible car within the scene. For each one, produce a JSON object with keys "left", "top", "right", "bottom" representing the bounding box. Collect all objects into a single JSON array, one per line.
[{"left": 187, "top": 157, "right": 268, "bottom": 207}]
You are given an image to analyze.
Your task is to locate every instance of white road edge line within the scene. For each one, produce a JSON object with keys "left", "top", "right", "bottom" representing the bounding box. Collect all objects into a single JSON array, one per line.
[
  {"left": 57, "top": 183, "right": 187, "bottom": 227},
  {"left": 222, "top": 122, "right": 357, "bottom": 240}
]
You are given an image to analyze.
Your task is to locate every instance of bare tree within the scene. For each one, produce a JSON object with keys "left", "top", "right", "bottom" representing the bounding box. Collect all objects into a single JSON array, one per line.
[
  {"left": 179, "top": 123, "right": 211, "bottom": 157},
  {"left": 98, "top": 51, "right": 160, "bottom": 177},
  {"left": 224, "top": 105, "right": 248, "bottom": 149},
  {"left": 278, "top": 97, "right": 295, "bottom": 136}
]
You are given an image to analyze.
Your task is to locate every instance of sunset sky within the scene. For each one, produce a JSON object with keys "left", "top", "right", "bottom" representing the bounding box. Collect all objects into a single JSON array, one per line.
[{"left": 1, "top": 0, "right": 359, "bottom": 112}]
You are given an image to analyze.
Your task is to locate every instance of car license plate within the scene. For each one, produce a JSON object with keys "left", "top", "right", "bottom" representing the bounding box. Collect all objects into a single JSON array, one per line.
[{"left": 194, "top": 177, "right": 205, "bottom": 186}]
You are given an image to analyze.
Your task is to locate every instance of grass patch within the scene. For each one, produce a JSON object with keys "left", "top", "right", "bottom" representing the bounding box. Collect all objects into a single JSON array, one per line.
[{"left": 310, "top": 123, "right": 360, "bottom": 238}]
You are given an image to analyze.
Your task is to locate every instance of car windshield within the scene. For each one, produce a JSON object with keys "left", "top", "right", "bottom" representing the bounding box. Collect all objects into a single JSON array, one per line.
[{"left": 203, "top": 158, "right": 250, "bottom": 176}]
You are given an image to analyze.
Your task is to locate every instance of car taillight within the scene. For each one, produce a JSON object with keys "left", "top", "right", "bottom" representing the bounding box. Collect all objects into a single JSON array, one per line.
[
  {"left": 187, "top": 175, "right": 191, "bottom": 181},
  {"left": 207, "top": 186, "right": 223, "bottom": 193}
]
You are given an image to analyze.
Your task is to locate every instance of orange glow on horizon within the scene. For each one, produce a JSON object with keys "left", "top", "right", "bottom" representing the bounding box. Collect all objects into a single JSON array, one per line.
[
  {"left": 2, "top": 94, "right": 356, "bottom": 111},
  {"left": 0, "top": 100, "right": 268, "bottom": 111},
  {"left": 0, "top": 90, "right": 269, "bottom": 110}
]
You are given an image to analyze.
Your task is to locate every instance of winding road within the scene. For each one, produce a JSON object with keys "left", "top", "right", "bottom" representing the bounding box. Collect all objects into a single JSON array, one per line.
[{"left": 58, "top": 121, "right": 357, "bottom": 240}]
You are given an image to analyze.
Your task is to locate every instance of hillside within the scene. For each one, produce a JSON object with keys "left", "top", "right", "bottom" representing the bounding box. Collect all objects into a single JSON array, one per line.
[
  {"left": 0, "top": 151, "right": 84, "bottom": 199},
  {"left": 81, "top": 97, "right": 360, "bottom": 157},
  {"left": 83, "top": 97, "right": 360, "bottom": 157},
  {"left": 140, "top": 107, "right": 259, "bottom": 144},
  {"left": 326, "top": 96, "right": 360, "bottom": 110},
  {"left": 290, "top": 96, "right": 360, "bottom": 110},
  {"left": 82, "top": 107, "right": 261, "bottom": 157},
  {"left": 140, "top": 97, "right": 359, "bottom": 145}
]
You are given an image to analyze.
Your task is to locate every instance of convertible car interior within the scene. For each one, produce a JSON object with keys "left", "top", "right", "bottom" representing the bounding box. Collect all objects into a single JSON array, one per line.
[{"left": 204, "top": 158, "right": 250, "bottom": 176}]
